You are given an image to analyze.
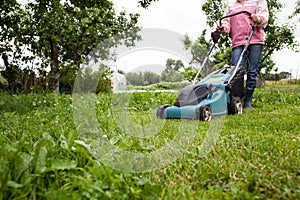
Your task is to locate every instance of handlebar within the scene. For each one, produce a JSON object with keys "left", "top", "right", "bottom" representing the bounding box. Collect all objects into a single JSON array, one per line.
[{"left": 217, "top": 10, "right": 252, "bottom": 26}]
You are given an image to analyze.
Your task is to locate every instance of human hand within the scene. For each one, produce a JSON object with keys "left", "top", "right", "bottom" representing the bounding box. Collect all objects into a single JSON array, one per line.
[
  {"left": 216, "top": 26, "right": 228, "bottom": 35},
  {"left": 251, "top": 14, "right": 261, "bottom": 23}
]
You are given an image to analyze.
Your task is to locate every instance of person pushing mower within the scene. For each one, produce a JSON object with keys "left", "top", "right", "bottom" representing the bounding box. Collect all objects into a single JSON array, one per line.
[{"left": 217, "top": 0, "right": 269, "bottom": 109}]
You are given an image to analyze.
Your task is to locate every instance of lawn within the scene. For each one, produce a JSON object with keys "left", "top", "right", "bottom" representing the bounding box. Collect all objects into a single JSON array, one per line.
[{"left": 0, "top": 83, "right": 299, "bottom": 199}]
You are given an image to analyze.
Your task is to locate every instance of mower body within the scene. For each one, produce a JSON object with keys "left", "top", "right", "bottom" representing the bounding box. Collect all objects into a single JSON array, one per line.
[{"left": 157, "top": 66, "right": 244, "bottom": 120}]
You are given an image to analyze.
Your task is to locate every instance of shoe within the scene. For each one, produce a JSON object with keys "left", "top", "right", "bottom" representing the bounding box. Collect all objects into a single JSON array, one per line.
[{"left": 243, "top": 89, "right": 254, "bottom": 109}]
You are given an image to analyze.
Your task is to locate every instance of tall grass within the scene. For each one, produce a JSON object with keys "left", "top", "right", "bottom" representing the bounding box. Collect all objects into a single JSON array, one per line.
[{"left": 0, "top": 84, "right": 299, "bottom": 199}]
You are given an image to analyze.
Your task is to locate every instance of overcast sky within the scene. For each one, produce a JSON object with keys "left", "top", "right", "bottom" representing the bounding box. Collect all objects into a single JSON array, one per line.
[{"left": 113, "top": 0, "right": 300, "bottom": 78}]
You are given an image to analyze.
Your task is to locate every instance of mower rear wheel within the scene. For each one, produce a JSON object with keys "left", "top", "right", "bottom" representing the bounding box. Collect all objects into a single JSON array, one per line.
[
  {"left": 199, "top": 106, "right": 212, "bottom": 121},
  {"left": 229, "top": 97, "right": 243, "bottom": 115},
  {"left": 156, "top": 105, "right": 168, "bottom": 119}
]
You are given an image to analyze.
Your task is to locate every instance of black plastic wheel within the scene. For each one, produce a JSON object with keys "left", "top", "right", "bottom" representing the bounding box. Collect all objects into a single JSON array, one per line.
[
  {"left": 229, "top": 97, "right": 243, "bottom": 115},
  {"left": 198, "top": 105, "right": 212, "bottom": 121},
  {"left": 156, "top": 105, "right": 168, "bottom": 119}
]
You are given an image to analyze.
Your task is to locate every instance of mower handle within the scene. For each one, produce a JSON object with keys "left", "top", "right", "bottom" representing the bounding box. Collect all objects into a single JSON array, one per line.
[
  {"left": 217, "top": 10, "right": 252, "bottom": 26},
  {"left": 211, "top": 11, "right": 255, "bottom": 44},
  {"left": 213, "top": 10, "right": 257, "bottom": 42}
]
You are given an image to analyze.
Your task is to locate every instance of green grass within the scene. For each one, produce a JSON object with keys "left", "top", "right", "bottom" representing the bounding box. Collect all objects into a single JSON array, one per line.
[{"left": 0, "top": 84, "right": 300, "bottom": 199}]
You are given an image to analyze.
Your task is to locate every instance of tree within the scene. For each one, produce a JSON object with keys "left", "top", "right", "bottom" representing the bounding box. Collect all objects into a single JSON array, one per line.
[
  {"left": 138, "top": 0, "right": 159, "bottom": 8},
  {"left": 0, "top": 0, "right": 25, "bottom": 93},
  {"left": 143, "top": 71, "right": 160, "bottom": 85},
  {"left": 73, "top": 64, "right": 113, "bottom": 93},
  {"left": 262, "top": 71, "right": 291, "bottom": 81},
  {"left": 160, "top": 59, "right": 185, "bottom": 82},
  {"left": 165, "top": 59, "right": 185, "bottom": 72},
  {"left": 293, "top": 0, "right": 300, "bottom": 17},
  {"left": 161, "top": 71, "right": 184, "bottom": 83},
  {"left": 0, "top": 0, "right": 140, "bottom": 93},
  {"left": 126, "top": 72, "right": 145, "bottom": 86},
  {"left": 181, "top": 66, "right": 199, "bottom": 82},
  {"left": 0, "top": 74, "right": 8, "bottom": 92},
  {"left": 26, "top": 0, "right": 140, "bottom": 92},
  {"left": 279, "top": 71, "right": 292, "bottom": 79},
  {"left": 124, "top": 71, "right": 160, "bottom": 86},
  {"left": 183, "top": 31, "right": 216, "bottom": 77}
]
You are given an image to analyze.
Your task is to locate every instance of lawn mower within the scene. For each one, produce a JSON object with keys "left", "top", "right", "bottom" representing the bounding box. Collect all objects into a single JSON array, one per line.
[{"left": 156, "top": 11, "right": 257, "bottom": 121}]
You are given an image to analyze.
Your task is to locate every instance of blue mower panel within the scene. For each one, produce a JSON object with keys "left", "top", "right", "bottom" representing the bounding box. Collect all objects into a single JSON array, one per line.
[
  {"left": 157, "top": 66, "right": 244, "bottom": 121},
  {"left": 162, "top": 84, "right": 229, "bottom": 120}
]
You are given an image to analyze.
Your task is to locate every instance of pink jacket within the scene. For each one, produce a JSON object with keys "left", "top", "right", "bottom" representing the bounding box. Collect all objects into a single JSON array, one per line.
[{"left": 222, "top": 0, "right": 269, "bottom": 48}]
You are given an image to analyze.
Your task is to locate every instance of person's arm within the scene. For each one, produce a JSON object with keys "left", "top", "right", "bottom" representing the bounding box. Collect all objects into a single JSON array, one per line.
[
  {"left": 253, "top": 0, "right": 269, "bottom": 28},
  {"left": 219, "top": 6, "right": 231, "bottom": 35}
]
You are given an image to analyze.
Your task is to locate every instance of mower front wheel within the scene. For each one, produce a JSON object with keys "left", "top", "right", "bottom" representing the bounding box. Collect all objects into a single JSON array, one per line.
[
  {"left": 198, "top": 106, "right": 212, "bottom": 121},
  {"left": 156, "top": 105, "right": 168, "bottom": 119},
  {"left": 229, "top": 97, "right": 243, "bottom": 115}
]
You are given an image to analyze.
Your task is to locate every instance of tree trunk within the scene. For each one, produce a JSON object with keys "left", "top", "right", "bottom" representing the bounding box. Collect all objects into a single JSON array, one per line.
[
  {"left": 49, "top": 38, "right": 60, "bottom": 93},
  {"left": 257, "top": 73, "right": 265, "bottom": 88},
  {"left": 2, "top": 53, "right": 17, "bottom": 92},
  {"left": 23, "top": 70, "right": 29, "bottom": 94}
]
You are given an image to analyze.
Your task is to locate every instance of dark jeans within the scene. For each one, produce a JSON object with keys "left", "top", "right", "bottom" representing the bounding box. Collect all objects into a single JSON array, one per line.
[{"left": 232, "top": 44, "right": 263, "bottom": 89}]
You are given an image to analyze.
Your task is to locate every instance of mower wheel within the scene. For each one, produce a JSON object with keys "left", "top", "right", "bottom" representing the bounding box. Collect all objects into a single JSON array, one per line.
[
  {"left": 198, "top": 106, "right": 212, "bottom": 121},
  {"left": 156, "top": 105, "right": 168, "bottom": 119},
  {"left": 229, "top": 97, "right": 243, "bottom": 115}
]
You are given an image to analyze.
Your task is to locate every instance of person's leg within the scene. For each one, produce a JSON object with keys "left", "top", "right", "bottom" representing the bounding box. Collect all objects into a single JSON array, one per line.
[
  {"left": 232, "top": 45, "right": 247, "bottom": 67},
  {"left": 231, "top": 45, "right": 247, "bottom": 98},
  {"left": 245, "top": 44, "right": 263, "bottom": 89},
  {"left": 244, "top": 44, "right": 263, "bottom": 108}
]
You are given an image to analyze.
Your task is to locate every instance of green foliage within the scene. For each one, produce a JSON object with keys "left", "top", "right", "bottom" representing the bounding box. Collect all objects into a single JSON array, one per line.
[
  {"left": 97, "top": 67, "right": 114, "bottom": 93},
  {"left": 0, "top": 63, "right": 23, "bottom": 93},
  {"left": 126, "top": 72, "right": 145, "bottom": 86},
  {"left": 202, "top": 0, "right": 227, "bottom": 27},
  {"left": 125, "top": 63, "right": 195, "bottom": 85},
  {"left": 254, "top": 85, "right": 300, "bottom": 105},
  {"left": 160, "top": 71, "right": 184, "bottom": 83},
  {"left": 212, "top": 46, "right": 231, "bottom": 68},
  {"left": 0, "top": 0, "right": 140, "bottom": 93},
  {"left": 183, "top": 32, "right": 211, "bottom": 65},
  {"left": 293, "top": 0, "right": 300, "bottom": 18},
  {"left": 73, "top": 64, "right": 113, "bottom": 94},
  {"left": 143, "top": 71, "right": 160, "bottom": 85},
  {"left": 126, "top": 71, "right": 160, "bottom": 86},
  {"left": 0, "top": 74, "right": 8, "bottom": 92},
  {"left": 183, "top": 31, "right": 217, "bottom": 78},
  {"left": 260, "top": 0, "right": 297, "bottom": 72},
  {"left": 181, "top": 66, "right": 199, "bottom": 82},
  {"left": 0, "top": 0, "right": 22, "bottom": 60},
  {"left": 138, "top": 0, "right": 159, "bottom": 8},
  {"left": 165, "top": 59, "right": 184, "bottom": 72},
  {"left": 160, "top": 59, "right": 185, "bottom": 82},
  {"left": 262, "top": 71, "right": 291, "bottom": 81},
  {"left": 134, "top": 81, "right": 190, "bottom": 91}
]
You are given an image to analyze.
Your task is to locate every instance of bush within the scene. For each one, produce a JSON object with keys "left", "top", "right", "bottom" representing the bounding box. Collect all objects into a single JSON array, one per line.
[
  {"left": 134, "top": 81, "right": 190, "bottom": 91},
  {"left": 0, "top": 74, "right": 8, "bottom": 92}
]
